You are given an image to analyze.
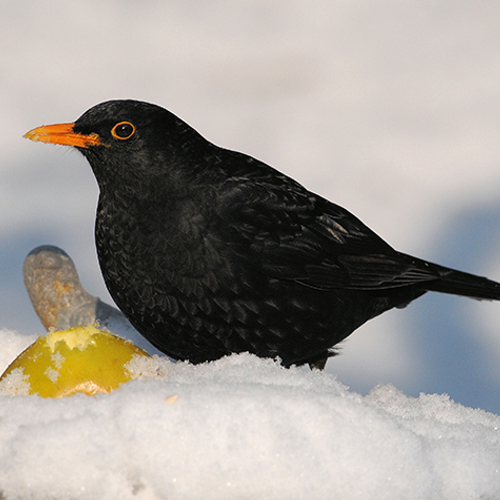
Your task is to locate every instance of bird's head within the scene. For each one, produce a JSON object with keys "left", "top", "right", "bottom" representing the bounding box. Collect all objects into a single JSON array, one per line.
[{"left": 24, "top": 100, "right": 211, "bottom": 188}]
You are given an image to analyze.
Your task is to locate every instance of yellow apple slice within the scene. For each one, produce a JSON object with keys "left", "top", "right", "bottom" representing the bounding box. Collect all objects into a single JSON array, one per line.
[{"left": 0, "top": 325, "right": 152, "bottom": 397}]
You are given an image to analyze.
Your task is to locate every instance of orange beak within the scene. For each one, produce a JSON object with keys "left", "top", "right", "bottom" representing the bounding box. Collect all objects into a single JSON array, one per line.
[{"left": 24, "top": 122, "right": 103, "bottom": 149}]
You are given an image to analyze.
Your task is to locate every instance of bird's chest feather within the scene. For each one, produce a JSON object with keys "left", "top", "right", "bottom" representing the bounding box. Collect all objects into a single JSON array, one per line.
[{"left": 94, "top": 189, "right": 229, "bottom": 305}]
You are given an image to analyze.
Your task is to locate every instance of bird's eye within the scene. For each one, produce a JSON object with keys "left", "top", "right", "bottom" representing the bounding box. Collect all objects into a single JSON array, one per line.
[{"left": 111, "top": 121, "right": 136, "bottom": 140}]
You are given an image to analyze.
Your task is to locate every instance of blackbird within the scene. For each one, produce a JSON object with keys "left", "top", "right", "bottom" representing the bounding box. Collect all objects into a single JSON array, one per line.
[{"left": 25, "top": 100, "right": 500, "bottom": 369}]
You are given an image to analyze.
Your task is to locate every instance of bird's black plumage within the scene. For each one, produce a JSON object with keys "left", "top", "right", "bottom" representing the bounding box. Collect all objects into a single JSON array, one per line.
[{"left": 26, "top": 100, "right": 500, "bottom": 368}]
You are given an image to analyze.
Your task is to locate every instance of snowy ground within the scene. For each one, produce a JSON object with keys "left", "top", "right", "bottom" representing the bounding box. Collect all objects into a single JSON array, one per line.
[
  {"left": 2, "top": 2, "right": 500, "bottom": 496},
  {"left": 1, "top": 328, "right": 500, "bottom": 499}
]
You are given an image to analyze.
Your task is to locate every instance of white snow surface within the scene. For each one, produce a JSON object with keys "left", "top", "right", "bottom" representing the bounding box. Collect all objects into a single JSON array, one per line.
[{"left": 0, "top": 328, "right": 499, "bottom": 500}]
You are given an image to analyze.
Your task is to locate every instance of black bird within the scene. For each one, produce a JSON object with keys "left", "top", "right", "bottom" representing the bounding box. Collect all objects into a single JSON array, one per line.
[{"left": 25, "top": 100, "right": 500, "bottom": 369}]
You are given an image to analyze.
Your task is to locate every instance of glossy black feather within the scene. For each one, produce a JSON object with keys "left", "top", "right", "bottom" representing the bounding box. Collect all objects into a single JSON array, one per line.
[{"left": 69, "top": 99, "right": 500, "bottom": 367}]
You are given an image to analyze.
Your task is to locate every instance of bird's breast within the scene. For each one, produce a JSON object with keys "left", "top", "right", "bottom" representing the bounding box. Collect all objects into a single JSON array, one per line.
[{"left": 94, "top": 191, "right": 230, "bottom": 303}]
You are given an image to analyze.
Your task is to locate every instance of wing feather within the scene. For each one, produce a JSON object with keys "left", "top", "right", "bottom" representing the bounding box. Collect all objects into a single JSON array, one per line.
[{"left": 215, "top": 172, "right": 441, "bottom": 292}]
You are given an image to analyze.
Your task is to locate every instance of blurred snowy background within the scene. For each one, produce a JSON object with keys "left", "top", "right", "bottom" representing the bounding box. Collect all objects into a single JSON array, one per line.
[{"left": 2, "top": 1, "right": 500, "bottom": 413}]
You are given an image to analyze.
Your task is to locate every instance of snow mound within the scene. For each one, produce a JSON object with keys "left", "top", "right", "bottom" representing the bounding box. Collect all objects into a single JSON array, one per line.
[{"left": 0, "top": 328, "right": 499, "bottom": 499}]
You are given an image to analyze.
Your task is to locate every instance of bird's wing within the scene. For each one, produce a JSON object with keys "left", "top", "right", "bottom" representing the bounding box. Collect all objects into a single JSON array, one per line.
[{"left": 215, "top": 177, "right": 441, "bottom": 292}]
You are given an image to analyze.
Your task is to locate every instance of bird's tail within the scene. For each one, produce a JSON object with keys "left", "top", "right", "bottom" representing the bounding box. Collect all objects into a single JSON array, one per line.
[{"left": 422, "top": 259, "right": 500, "bottom": 301}]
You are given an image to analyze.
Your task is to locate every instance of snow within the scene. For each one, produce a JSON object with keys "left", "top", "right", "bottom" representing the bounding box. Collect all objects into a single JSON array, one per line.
[{"left": 0, "top": 328, "right": 499, "bottom": 499}]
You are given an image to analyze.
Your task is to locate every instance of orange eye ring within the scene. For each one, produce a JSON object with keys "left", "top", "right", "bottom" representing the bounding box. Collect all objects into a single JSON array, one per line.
[{"left": 111, "top": 121, "right": 136, "bottom": 140}]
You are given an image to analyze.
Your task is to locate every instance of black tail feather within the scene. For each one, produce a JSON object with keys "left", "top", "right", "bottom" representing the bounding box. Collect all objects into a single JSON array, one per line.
[{"left": 424, "top": 263, "right": 500, "bottom": 301}]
